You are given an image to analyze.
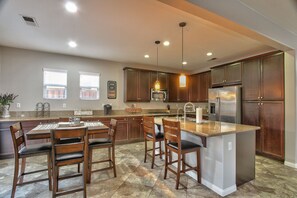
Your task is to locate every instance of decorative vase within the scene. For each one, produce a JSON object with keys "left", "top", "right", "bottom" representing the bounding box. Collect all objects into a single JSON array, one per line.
[{"left": 1, "top": 105, "right": 11, "bottom": 118}]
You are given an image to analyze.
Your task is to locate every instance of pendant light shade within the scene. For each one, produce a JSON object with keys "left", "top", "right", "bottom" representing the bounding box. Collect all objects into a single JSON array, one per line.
[
  {"left": 154, "top": 40, "right": 161, "bottom": 91},
  {"left": 179, "top": 22, "right": 187, "bottom": 88}
]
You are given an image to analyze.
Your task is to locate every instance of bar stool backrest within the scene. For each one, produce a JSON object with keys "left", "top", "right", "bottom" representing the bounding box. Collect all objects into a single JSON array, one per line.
[
  {"left": 143, "top": 116, "right": 156, "bottom": 139},
  {"left": 162, "top": 119, "right": 181, "bottom": 149},
  {"left": 10, "top": 122, "right": 26, "bottom": 156},
  {"left": 108, "top": 119, "right": 118, "bottom": 143}
]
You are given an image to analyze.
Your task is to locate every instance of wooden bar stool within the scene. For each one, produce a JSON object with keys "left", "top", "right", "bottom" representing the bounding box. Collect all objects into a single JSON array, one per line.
[
  {"left": 143, "top": 116, "right": 164, "bottom": 169},
  {"left": 51, "top": 126, "right": 88, "bottom": 198},
  {"left": 88, "top": 119, "right": 117, "bottom": 183},
  {"left": 162, "top": 118, "right": 201, "bottom": 189},
  {"left": 10, "top": 122, "right": 52, "bottom": 198}
]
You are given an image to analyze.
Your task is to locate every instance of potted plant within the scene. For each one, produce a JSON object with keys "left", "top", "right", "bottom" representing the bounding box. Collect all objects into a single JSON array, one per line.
[{"left": 0, "top": 93, "right": 18, "bottom": 118}]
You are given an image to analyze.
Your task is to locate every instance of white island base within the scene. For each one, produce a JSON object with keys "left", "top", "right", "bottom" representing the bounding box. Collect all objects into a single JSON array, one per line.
[{"left": 156, "top": 128, "right": 256, "bottom": 197}]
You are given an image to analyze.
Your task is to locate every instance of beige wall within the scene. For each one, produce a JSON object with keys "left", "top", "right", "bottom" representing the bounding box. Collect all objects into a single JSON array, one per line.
[{"left": 0, "top": 46, "right": 207, "bottom": 112}]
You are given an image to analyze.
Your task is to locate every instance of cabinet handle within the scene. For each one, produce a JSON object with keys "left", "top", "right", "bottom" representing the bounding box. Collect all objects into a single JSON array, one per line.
[
  {"left": 260, "top": 96, "right": 263, "bottom": 99},
  {"left": 258, "top": 96, "right": 260, "bottom": 99},
  {"left": 261, "top": 103, "right": 263, "bottom": 105},
  {"left": 258, "top": 103, "right": 260, "bottom": 106}
]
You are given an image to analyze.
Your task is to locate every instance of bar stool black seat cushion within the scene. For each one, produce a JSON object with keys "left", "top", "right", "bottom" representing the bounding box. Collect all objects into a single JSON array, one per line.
[
  {"left": 89, "top": 138, "right": 112, "bottom": 147},
  {"left": 168, "top": 140, "right": 201, "bottom": 150},
  {"left": 19, "top": 142, "right": 51, "bottom": 156},
  {"left": 147, "top": 132, "right": 164, "bottom": 139},
  {"left": 56, "top": 152, "right": 84, "bottom": 161}
]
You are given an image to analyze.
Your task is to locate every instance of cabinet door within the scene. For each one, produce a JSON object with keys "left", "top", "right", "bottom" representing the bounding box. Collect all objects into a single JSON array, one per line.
[
  {"left": 128, "top": 117, "right": 142, "bottom": 139},
  {"left": 242, "top": 102, "right": 261, "bottom": 152},
  {"left": 116, "top": 119, "right": 128, "bottom": 141},
  {"left": 168, "top": 74, "right": 179, "bottom": 102},
  {"left": 261, "top": 53, "right": 284, "bottom": 100},
  {"left": 242, "top": 59, "right": 261, "bottom": 101},
  {"left": 125, "top": 69, "right": 138, "bottom": 101},
  {"left": 211, "top": 66, "right": 225, "bottom": 87},
  {"left": 178, "top": 79, "right": 189, "bottom": 102},
  {"left": 150, "top": 72, "right": 168, "bottom": 90},
  {"left": 261, "top": 101, "right": 284, "bottom": 159},
  {"left": 189, "top": 74, "right": 199, "bottom": 102},
  {"left": 138, "top": 71, "right": 150, "bottom": 102},
  {"left": 225, "top": 62, "right": 242, "bottom": 85},
  {"left": 199, "top": 72, "right": 211, "bottom": 102}
]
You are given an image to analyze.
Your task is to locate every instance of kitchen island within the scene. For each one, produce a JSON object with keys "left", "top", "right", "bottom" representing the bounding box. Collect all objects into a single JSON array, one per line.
[{"left": 154, "top": 117, "right": 260, "bottom": 197}]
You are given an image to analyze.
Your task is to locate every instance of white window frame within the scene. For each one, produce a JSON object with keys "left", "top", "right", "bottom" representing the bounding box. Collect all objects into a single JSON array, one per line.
[
  {"left": 79, "top": 71, "right": 100, "bottom": 100},
  {"left": 43, "top": 68, "right": 67, "bottom": 100}
]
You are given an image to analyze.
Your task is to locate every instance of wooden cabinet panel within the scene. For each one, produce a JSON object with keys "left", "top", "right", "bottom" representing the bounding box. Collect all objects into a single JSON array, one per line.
[
  {"left": 150, "top": 72, "right": 168, "bottom": 90},
  {"left": 242, "top": 102, "right": 261, "bottom": 152},
  {"left": 189, "top": 74, "right": 200, "bottom": 102},
  {"left": 116, "top": 119, "right": 128, "bottom": 141},
  {"left": 225, "top": 62, "right": 242, "bottom": 85},
  {"left": 262, "top": 53, "right": 284, "bottom": 101},
  {"left": 211, "top": 66, "right": 225, "bottom": 86},
  {"left": 128, "top": 117, "right": 143, "bottom": 140},
  {"left": 138, "top": 71, "right": 151, "bottom": 101},
  {"left": 124, "top": 69, "right": 150, "bottom": 102},
  {"left": 179, "top": 86, "right": 189, "bottom": 102},
  {"left": 242, "top": 59, "right": 261, "bottom": 101},
  {"left": 199, "top": 71, "right": 211, "bottom": 102},
  {"left": 168, "top": 74, "right": 179, "bottom": 102},
  {"left": 261, "top": 101, "right": 284, "bottom": 159}
]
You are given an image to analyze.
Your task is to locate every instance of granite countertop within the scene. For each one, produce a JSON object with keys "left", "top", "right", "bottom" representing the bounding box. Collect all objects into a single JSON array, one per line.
[{"left": 154, "top": 117, "right": 260, "bottom": 137}]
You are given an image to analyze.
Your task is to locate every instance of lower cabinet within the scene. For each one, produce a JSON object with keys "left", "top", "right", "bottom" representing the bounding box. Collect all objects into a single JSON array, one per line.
[
  {"left": 128, "top": 117, "right": 143, "bottom": 140},
  {"left": 242, "top": 101, "right": 284, "bottom": 160}
]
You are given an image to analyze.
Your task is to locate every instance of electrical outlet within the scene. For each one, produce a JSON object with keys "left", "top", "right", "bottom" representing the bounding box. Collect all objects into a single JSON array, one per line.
[
  {"left": 228, "top": 142, "right": 232, "bottom": 151},
  {"left": 16, "top": 103, "right": 21, "bottom": 108},
  {"left": 62, "top": 103, "right": 66, "bottom": 108}
]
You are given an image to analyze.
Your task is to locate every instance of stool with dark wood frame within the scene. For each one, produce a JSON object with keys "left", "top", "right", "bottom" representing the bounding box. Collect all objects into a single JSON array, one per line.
[
  {"left": 10, "top": 122, "right": 52, "bottom": 198},
  {"left": 162, "top": 118, "right": 201, "bottom": 189},
  {"left": 51, "top": 126, "right": 88, "bottom": 198},
  {"left": 143, "top": 116, "right": 164, "bottom": 169},
  {"left": 88, "top": 119, "right": 117, "bottom": 183}
]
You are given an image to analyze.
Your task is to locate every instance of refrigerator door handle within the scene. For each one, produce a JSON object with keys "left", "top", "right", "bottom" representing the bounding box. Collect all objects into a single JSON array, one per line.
[{"left": 216, "top": 96, "right": 221, "bottom": 121}]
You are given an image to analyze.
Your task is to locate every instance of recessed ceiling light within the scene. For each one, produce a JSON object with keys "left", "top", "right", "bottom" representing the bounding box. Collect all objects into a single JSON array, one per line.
[
  {"left": 207, "top": 52, "right": 213, "bottom": 56},
  {"left": 68, "top": 41, "right": 77, "bottom": 48},
  {"left": 182, "top": 61, "right": 187, "bottom": 65},
  {"left": 144, "top": 54, "right": 149, "bottom": 58},
  {"left": 65, "top": 2, "right": 78, "bottom": 13},
  {"left": 163, "top": 41, "right": 170, "bottom": 46}
]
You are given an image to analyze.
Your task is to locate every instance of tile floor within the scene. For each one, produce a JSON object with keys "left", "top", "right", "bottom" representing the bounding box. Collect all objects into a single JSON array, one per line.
[{"left": 1, "top": 142, "right": 297, "bottom": 198}]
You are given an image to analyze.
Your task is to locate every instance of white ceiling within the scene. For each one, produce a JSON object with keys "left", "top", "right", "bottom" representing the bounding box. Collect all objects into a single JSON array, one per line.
[{"left": 0, "top": 0, "right": 275, "bottom": 71}]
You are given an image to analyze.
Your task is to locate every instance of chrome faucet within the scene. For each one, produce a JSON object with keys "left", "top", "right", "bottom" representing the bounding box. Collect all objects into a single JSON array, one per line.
[
  {"left": 183, "top": 102, "right": 196, "bottom": 122},
  {"left": 176, "top": 107, "right": 183, "bottom": 120}
]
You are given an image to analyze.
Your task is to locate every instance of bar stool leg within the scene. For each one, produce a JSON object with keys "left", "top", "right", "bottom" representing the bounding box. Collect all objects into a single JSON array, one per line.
[
  {"left": 77, "top": 163, "right": 81, "bottom": 173},
  {"left": 144, "top": 139, "right": 147, "bottom": 163},
  {"left": 182, "top": 154, "right": 185, "bottom": 173},
  {"left": 196, "top": 149, "right": 201, "bottom": 183},
  {"left": 151, "top": 141, "right": 156, "bottom": 169},
  {"left": 112, "top": 145, "right": 117, "bottom": 177},
  {"left": 108, "top": 147, "right": 112, "bottom": 167},
  {"left": 164, "top": 147, "right": 168, "bottom": 179},
  {"left": 19, "top": 158, "right": 26, "bottom": 184},
  {"left": 47, "top": 154, "right": 52, "bottom": 191},
  {"left": 176, "top": 153, "right": 181, "bottom": 189},
  {"left": 52, "top": 166, "right": 58, "bottom": 198},
  {"left": 11, "top": 157, "right": 19, "bottom": 198},
  {"left": 159, "top": 141, "right": 162, "bottom": 159},
  {"left": 83, "top": 161, "right": 87, "bottom": 198}
]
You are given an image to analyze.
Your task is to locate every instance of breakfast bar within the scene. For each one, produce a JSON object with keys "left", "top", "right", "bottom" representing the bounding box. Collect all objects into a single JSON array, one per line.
[{"left": 154, "top": 117, "right": 260, "bottom": 197}]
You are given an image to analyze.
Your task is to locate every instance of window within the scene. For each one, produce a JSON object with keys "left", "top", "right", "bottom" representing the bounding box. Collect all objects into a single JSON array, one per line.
[
  {"left": 43, "top": 68, "right": 67, "bottom": 99},
  {"left": 80, "top": 72, "right": 100, "bottom": 100}
]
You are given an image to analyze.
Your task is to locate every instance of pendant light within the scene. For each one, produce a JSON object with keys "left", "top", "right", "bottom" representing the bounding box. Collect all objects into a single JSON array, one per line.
[
  {"left": 154, "top": 40, "right": 161, "bottom": 91},
  {"left": 179, "top": 22, "right": 187, "bottom": 88}
]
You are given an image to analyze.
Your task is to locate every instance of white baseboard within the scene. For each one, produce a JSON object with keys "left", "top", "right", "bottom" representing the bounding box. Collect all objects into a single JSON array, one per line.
[
  {"left": 284, "top": 161, "right": 297, "bottom": 168},
  {"left": 202, "top": 178, "right": 237, "bottom": 197}
]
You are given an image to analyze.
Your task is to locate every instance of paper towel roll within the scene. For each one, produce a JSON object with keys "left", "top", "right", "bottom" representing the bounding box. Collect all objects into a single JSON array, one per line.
[{"left": 196, "top": 108, "right": 203, "bottom": 124}]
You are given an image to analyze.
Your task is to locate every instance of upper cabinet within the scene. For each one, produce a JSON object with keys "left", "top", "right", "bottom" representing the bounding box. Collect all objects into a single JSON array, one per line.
[
  {"left": 242, "top": 52, "right": 284, "bottom": 101},
  {"left": 124, "top": 68, "right": 150, "bottom": 102},
  {"left": 168, "top": 74, "right": 189, "bottom": 102},
  {"left": 189, "top": 71, "right": 211, "bottom": 102},
  {"left": 150, "top": 72, "right": 168, "bottom": 90},
  {"left": 211, "top": 62, "right": 242, "bottom": 87}
]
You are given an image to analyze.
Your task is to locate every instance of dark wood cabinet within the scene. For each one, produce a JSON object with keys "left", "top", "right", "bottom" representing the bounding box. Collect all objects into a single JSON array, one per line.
[
  {"left": 168, "top": 74, "right": 189, "bottom": 102},
  {"left": 150, "top": 72, "right": 168, "bottom": 90},
  {"left": 124, "top": 68, "right": 150, "bottom": 102},
  {"left": 242, "top": 52, "right": 284, "bottom": 101},
  {"left": 128, "top": 117, "right": 143, "bottom": 140},
  {"left": 116, "top": 118, "right": 128, "bottom": 141},
  {"left": 189, "top": 71, "right": 211, "bottom": 102},
  {"left": 242, "top": 101, "right": 284, "bottom": 160},
  {"left": 211, "top": 62, "right": 242, "bottom": 87}
]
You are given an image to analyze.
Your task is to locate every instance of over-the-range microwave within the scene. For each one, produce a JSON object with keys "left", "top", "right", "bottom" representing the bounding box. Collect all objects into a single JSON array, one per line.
[{"left": 151, "top": 89, "right": 167, "bottom": 101}]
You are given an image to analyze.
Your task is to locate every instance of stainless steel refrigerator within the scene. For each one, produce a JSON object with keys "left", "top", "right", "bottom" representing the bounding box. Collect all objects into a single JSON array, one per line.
[{"left": 208, "top": 86, "right": 241, "bottom": 124}]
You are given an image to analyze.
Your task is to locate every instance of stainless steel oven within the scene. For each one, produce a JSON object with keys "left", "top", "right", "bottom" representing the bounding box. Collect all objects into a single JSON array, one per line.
[{"left": 151, "top": 89, "right": 167, "bottom": 101}]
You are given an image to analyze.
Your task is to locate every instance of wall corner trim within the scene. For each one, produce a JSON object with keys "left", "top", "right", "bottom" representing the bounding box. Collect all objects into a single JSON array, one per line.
[{"left": 284, "top": 161, "right": 297, "bottom": 168}]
